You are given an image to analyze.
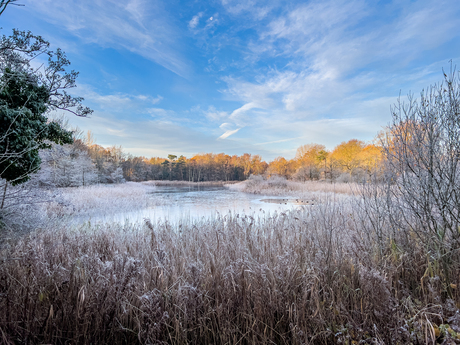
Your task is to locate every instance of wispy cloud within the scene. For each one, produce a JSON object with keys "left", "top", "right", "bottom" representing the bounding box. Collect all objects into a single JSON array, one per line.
[
  {"left": 220, "top": 0, "right": 276, "bottom": 19},
  {"left": 254, "top": 137, "right": 303, "bottom": 146},
  {"left": 204, "top": 106, "right": 229, "bottom": 122},
  {"left": 217, "top": 122, "right": 242, "bottom": 140},
  {"left": 230, "top": 102, "right": 259, "bottom": 118},
  {"left": 17, "top": 0, "right": 460, "bottom": 160},
  {"left": 27, "top": 0, "right": 190, "bottom": 77},
  {"left": 76, "top": 85, "right": 163, "bottom": 112},
  {"left": 215, "top": 0, "right": 460, "bottom": 153},
  {"left": 189, "top": 12, "right": 203, "bottom": 29},
  {"left": 147, "top": 107, "right": 176, "bottom": 120},
  {"left": 106, "top": 128, "right": 127, "bottom": 137},
  {"left": 218, "top": 128, "right": 241, "bottom": 140}
]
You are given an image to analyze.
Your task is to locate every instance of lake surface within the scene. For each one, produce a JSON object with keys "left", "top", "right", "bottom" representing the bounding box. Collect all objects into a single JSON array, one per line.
[{"left": 85, "top": 185, "right": 306, "bottom": 225}]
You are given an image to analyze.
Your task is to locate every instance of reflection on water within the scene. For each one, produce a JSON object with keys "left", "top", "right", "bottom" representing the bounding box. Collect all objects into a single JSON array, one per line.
[{"left": 85, "top": 186, "right": 307, "bottom": 225}]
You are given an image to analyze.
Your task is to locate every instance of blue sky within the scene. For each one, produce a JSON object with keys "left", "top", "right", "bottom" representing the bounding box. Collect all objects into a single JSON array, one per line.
[{"left": 4, "top": 0, "right": 460, "bottom": 160}]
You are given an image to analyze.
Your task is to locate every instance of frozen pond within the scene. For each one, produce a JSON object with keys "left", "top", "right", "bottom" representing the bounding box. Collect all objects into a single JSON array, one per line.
[{"left": 82, "top": 185, "right": 307, "bottom": 225}]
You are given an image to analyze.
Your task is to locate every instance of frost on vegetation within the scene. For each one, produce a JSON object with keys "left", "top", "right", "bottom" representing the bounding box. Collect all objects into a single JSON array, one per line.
[
  {"left": 36, "top": 142, "right": 125, "bottom": 188},
  {"left": 41, "top": 182, "right": 157, "bottom": 219},
  {"left": 0, "top": 180, "right": 61, "bottom": 241},
  {"left": 1, "top": 199, "right": 459, "bottom": 344},
  {"left": 227, "top": 174, "right": 356, "bottom": 202}
]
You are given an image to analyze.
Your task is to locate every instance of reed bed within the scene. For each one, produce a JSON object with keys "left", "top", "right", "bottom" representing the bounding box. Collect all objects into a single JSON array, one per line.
[
  {"left": 1, "top": 195, "right": 459, "bottom": 344},
  {"left": 42, "top": 182, "right": 157, "bottom": 218},
  {"left": 228, "top": 176, "right": 356, "bottom": 198},
  {"left": 143, "top": 180, "right": 239, "bottom": 187}
]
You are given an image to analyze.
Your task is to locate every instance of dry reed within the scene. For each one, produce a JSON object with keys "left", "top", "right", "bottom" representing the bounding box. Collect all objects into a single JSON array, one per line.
[
  {"left": 227, "top": 176, "right": 356, "bottom": 203},
  {"left": 41, "top": 182, "right": 157, "bottom": 218},
  {"left": 1, "top": 192, "right": 459, "bottom": 344},
  {"left": 144, "top": 180, "right": 239, "bottom": 187}
]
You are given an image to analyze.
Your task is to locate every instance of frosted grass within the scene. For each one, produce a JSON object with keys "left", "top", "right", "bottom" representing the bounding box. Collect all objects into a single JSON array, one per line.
[
  {"left": 227, "top": 176, "right": 356, "bottom": 202},
  {"left": 42, "top": 182, "right": 156, "bottom": 218},
  {"left": 2, "top": 192, "right": 457, "bottom": 344},
  {"left": 42, "top": 181, "right": 316, "bottom": 226}
]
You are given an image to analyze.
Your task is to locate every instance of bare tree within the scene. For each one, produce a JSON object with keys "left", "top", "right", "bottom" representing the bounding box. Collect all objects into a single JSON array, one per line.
[
  {"left": 381, "top": 67, "right": 460, "bottom": 286},
  {"left": 0, "top": 0, "right": 23, "bottom": 16}
]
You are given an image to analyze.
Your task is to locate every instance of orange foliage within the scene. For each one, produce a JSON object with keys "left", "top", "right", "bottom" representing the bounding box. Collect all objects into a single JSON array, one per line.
[{"left": 331, "top": 139, "right": 365, "bottom": 175}]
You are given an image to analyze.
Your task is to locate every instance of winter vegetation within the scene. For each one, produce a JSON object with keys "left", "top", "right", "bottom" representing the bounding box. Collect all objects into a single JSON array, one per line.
[
  {"left": 1, "top": 181, "right": 460, "bottom": 344},
  {"left": 42, "top": 182, "right": 157, "bottom": 220},
  {"left": 229, "top": 175, "right": 356, "bottom": 197},
  {"left": 1, "top": 1, "right": 460, "bottom": 344}
]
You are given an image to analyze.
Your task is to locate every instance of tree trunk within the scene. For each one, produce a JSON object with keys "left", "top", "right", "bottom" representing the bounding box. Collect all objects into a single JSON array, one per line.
[{"left": 1, "top": 181, "right": 7, "bottom": 209}]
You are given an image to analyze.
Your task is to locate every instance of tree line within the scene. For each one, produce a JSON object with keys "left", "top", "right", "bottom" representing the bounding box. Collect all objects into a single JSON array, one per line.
[
  {"left": 119, "top": 138, "right": 383, "bottom": 183},
  {"left": 31, "top": 131, "right": 385, "bottom": 187}
]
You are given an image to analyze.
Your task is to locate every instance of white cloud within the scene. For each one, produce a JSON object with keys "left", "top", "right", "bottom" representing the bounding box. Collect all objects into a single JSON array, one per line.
[
  {"left": 147, "top": 107, "right": 176, "bottom": 119},
  {"left": 218, "top": 128, "right": 241, "bottom": 140},
  {"left": 218, "top": 122, "right": 242, "bottom": 140},
  {"left": 230, "top": 102, "right": 259, "bottom": 118},
  {"left": 75, "top": 85, "right": 163, "bottom": 111},
  {"left": 106, "top": 128, "right": 127, "bottom": 137},
  {"left": 189, "top": 12, "right": 203, "bottom": 29},
  {"left": 148, "top": 95, "right": 164, "bottom": 104},
  {"left": 254, "top": 137, "right": 302, "bottom": 146},
  {"left": 215, "top": 0, "right": 460, "bottom": 156},
  {"left": 220, "top": 0, "right": 275, "bottom": 19},
  {"left": 27, "top": 0, "right": 189, "bottom": 77},
  {"left": 204, "top": 106, "right": 229, "bottom": 121}
]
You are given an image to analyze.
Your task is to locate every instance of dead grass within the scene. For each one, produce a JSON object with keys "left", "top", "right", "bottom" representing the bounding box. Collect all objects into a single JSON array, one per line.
[
  {"left": 143, "top": 180, "right": 239, "bottom": 187},
  {"left": 41, "top": 182, "right": 157, "bottom": 218},
  {"left": 227, "top": 176, "right": 357, "bottom": 203},
  {"left": 1, "top": 194, "right": 459, "bottom": 344}
]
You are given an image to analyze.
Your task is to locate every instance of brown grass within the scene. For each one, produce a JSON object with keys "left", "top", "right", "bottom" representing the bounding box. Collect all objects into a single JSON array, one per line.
[
  {"left": 1, "top": 195, "right": 459, "bottom": 344},
  {"left": 227, "top": 176, "right": 357, "bottom": 202},
  {"left": 143, "top": 180, "right": 240, "bottom": 187}
]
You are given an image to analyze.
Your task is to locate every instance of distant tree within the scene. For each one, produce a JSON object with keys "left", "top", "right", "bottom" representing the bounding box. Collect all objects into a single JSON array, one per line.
[
  {"left": 317, "top": 149, "right": 329, "bottom": 179},
  {"left": 295, "top": 143, "right": 326, "bottom": 180},
  {"left": 267, "top": 157, "right": 296, "bottom": 179},
  {"left": 176, "top": 155, "right": 186, "bottom": 180},
  {"left": 357, "top": 144, "right": 382, "bottom": 179},
  {"left": 250, "top": 155, "right": 268, "bottom": 176},
  {"left": 166, "top": 154, "right": 177, "bottom": 180},
  {"left": 331, "top": 139, "right": 365, "bottom": 177},
  {"left": 38, "top": 143, "right": 99, "bottom": 187}
]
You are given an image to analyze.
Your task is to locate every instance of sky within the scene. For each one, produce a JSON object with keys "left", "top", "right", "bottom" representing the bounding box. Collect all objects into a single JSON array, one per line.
[{"left": 3, "top": 0, "right": 460, "bottom": 161}]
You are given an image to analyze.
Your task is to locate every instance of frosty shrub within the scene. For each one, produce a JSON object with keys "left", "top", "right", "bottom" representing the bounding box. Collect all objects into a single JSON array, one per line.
[{"left": 380, "top": 69, "right": 460, "bottom": 286}]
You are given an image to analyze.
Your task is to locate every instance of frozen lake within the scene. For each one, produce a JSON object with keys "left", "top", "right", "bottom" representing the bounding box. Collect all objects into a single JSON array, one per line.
[{"left": 81, "top": 185, "right": 307, "bottom": 225}]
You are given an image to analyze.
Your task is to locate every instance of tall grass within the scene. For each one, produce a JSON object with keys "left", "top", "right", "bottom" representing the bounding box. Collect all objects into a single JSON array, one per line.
[
  {"left": 228, "top": 175, "right": 356, "bottom": 197},
  {"left": 144, "top": 180, "right": 239, "bottom": 187},
  {"left": 42, "top": 182, "right": 157, "bottom": 219},
  {"left": 1, "top": 192, "right": 459, "bottom": 344}
]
